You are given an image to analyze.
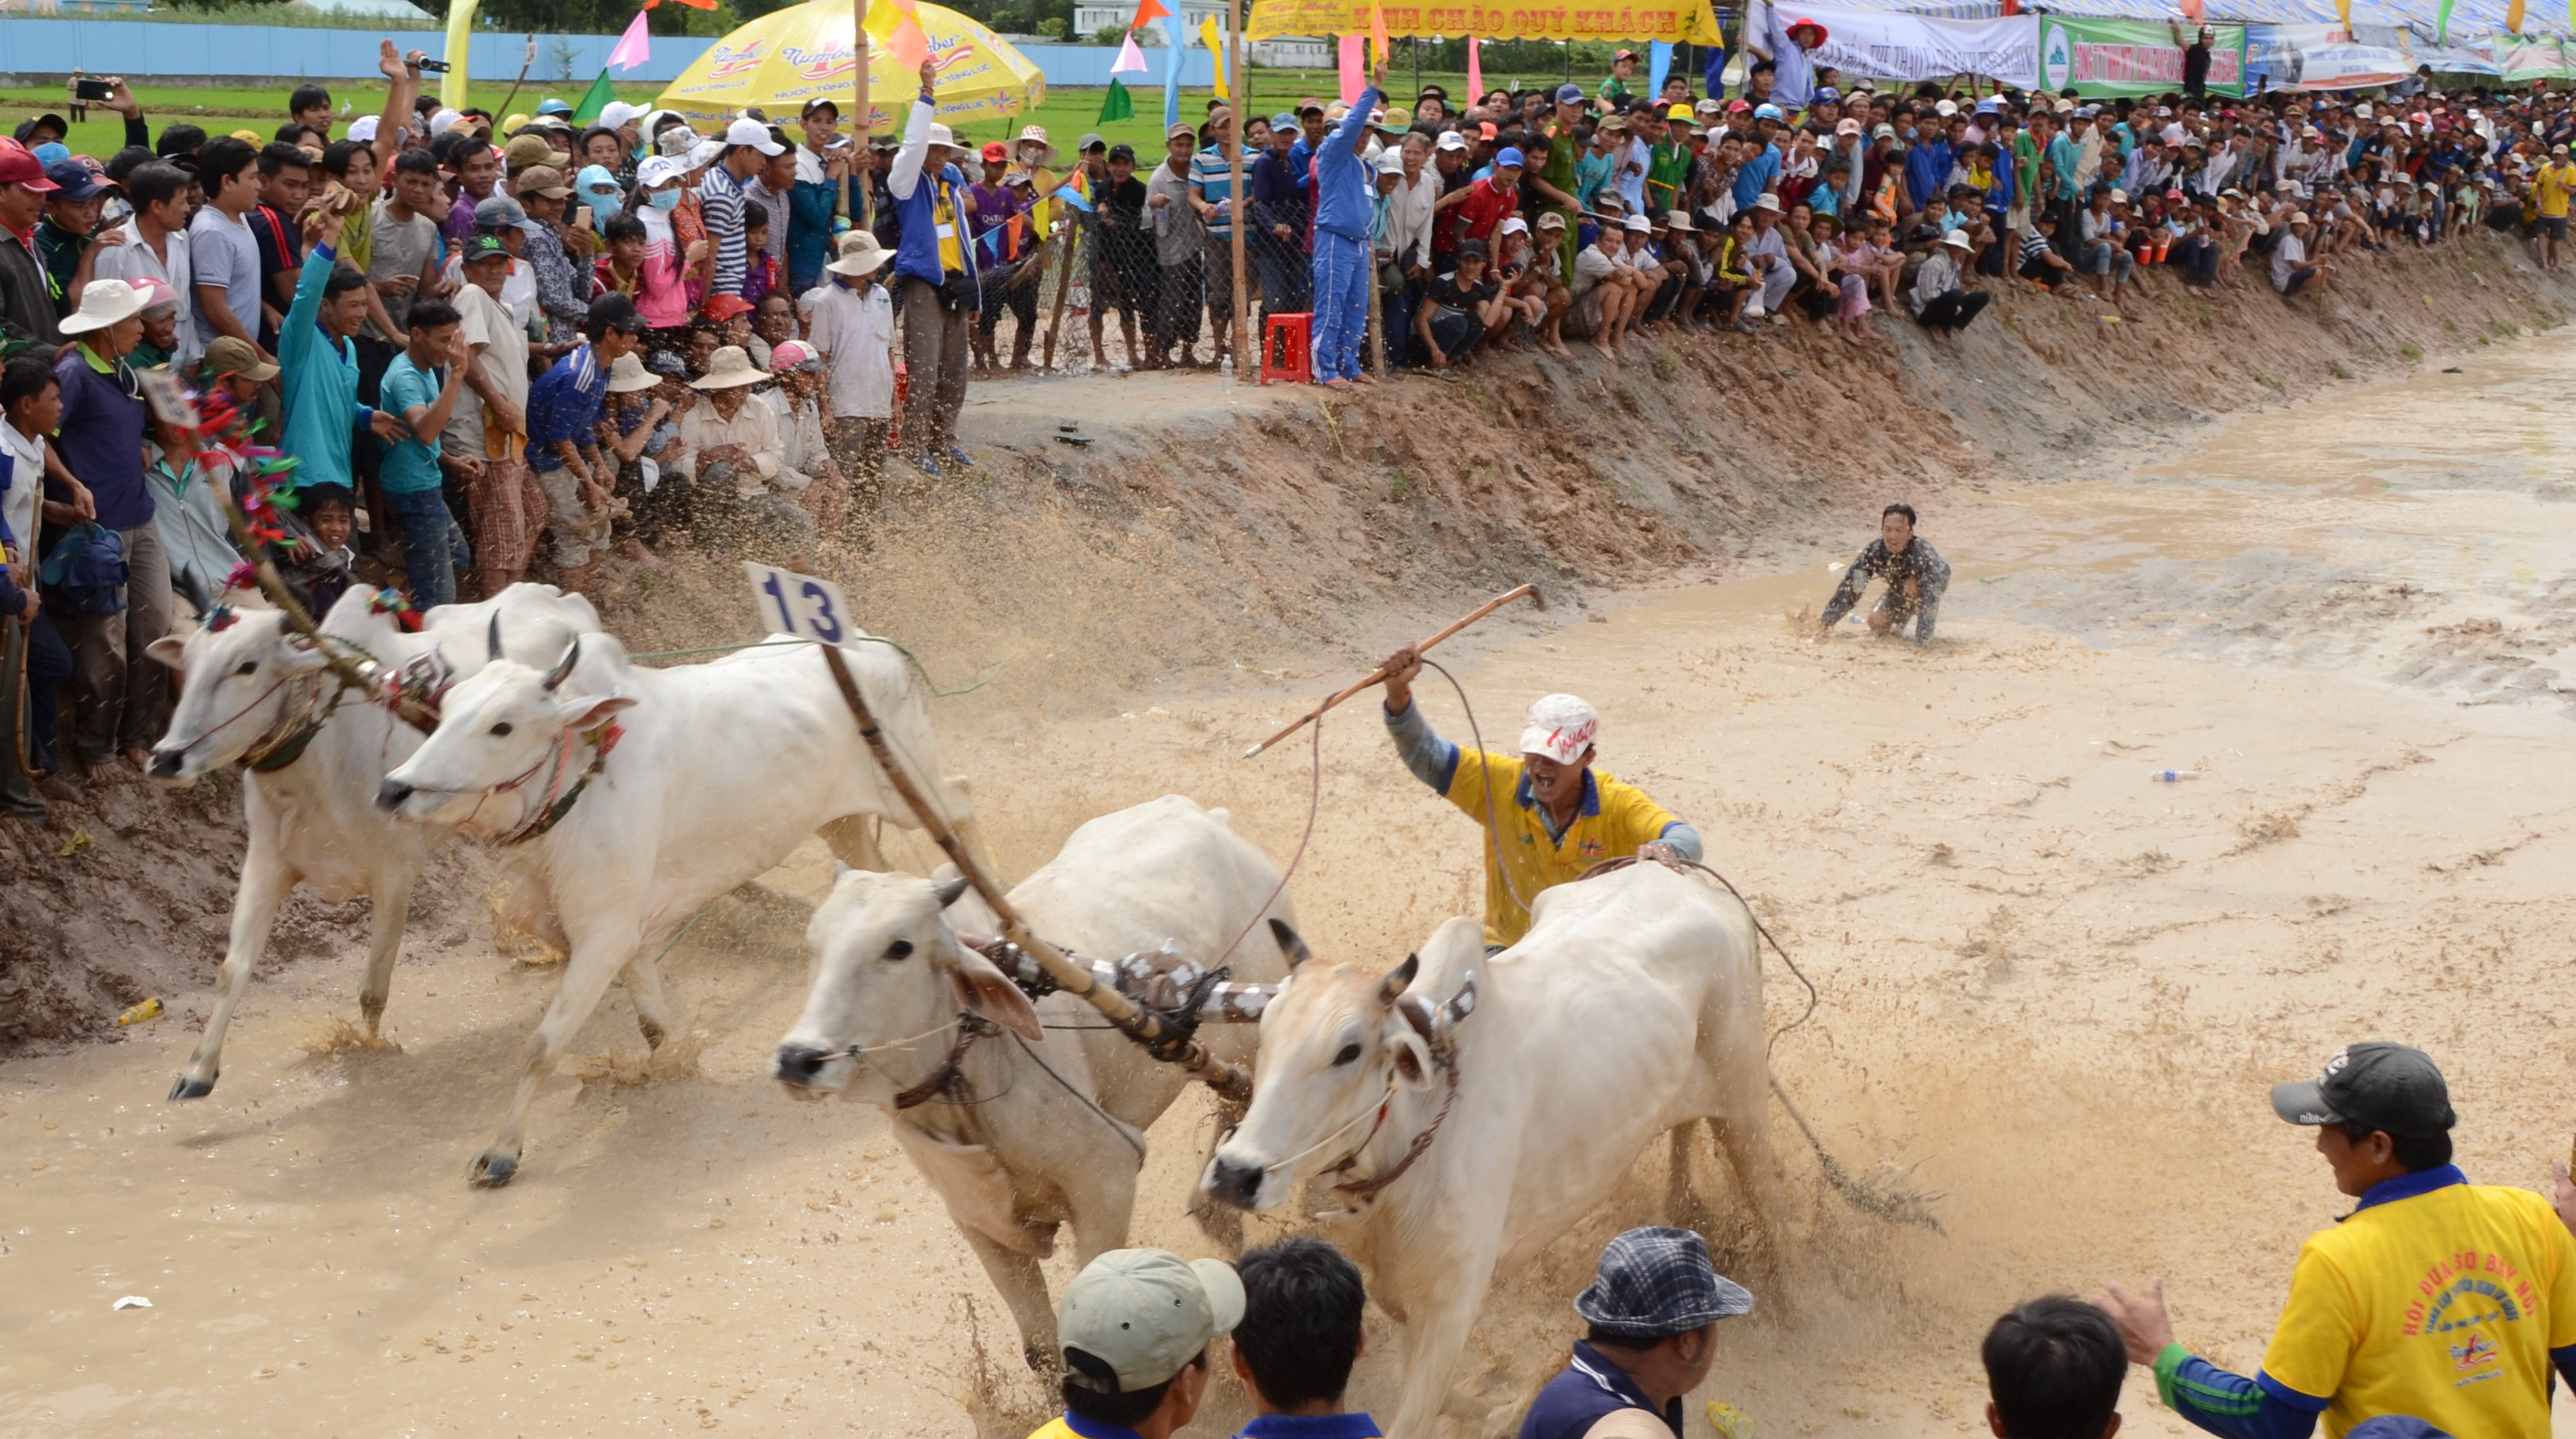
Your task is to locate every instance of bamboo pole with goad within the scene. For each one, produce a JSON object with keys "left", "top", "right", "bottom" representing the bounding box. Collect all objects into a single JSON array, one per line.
[
  {"left": 1243, "top": 583, "right": 1540, "bottom": 758},
  {"left": 814, "top": 644, "right": 1254, "bottom": 1101},
  {"left": 1226, "top": 0, "right": 1248, "bottom": 374}
]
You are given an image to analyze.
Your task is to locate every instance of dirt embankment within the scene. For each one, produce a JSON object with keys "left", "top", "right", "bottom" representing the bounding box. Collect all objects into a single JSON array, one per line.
[{"left": 5, "top": 232, "right": 2566, "bottom": 1058}]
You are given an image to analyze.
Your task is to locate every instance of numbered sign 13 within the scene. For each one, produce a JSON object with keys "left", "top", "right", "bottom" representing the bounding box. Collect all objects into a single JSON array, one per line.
[{"left": 744, "top": 562, "right": 855, "bottom": 644}]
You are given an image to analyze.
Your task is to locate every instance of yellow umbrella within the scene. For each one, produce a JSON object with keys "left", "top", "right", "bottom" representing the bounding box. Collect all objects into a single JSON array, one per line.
[{"left": 655, "top": 0, "right": 1045, "bottom": 131}]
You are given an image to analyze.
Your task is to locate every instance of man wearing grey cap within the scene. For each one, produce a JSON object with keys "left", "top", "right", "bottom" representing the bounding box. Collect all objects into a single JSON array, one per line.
[
  {"left": 1518, "top": 1227, "right": 1753, "bottom": 1439},
  {"left": 1026, "top": 1248, "right": 1241, "bottom": 1439},
  {"left": 2098, "top": 1043, "right": 2576, "bottom": 1439}
]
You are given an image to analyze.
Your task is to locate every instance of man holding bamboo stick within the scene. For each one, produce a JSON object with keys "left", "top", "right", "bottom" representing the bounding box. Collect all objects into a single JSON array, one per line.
[{"left": 1377, "top": 642, "right": 1702, "bottom": 948}]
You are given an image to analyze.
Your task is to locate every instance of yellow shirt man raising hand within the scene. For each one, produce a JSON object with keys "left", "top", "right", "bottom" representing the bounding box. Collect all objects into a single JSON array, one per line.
[{"left": 1379, "top": 645, "right": 1701, "bottom": 948}]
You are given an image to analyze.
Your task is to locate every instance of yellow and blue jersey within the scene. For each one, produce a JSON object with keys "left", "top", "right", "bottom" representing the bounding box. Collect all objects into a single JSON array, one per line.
[{"left": 1387, "top": 700, "right": 1697, "bottom": 947}]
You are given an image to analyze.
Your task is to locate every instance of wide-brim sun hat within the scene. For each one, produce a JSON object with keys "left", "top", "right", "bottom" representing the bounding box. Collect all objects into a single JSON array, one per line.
[
  {"left": 58, "top": 276, "right": 147, "bottom": 336},
  {"left": 692, "top": 344, "right": 771, "bottom": 390}
]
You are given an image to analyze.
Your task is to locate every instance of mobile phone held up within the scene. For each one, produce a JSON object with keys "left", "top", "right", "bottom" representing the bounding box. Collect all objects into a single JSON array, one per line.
[
  {"left": 74, "top": 79, "right": 115, "bottom": 102},
  {"left": 416, "top": 58, "right": 451, "bottom": 73}
]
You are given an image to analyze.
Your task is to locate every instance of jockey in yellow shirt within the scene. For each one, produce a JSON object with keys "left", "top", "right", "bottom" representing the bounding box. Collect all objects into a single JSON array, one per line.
[{"left": 1378, "top": 644, "right": 1701, "bottom": 949}]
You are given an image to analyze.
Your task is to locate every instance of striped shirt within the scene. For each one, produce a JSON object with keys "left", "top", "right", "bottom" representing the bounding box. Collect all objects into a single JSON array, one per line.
[
  {"left": 698, "top": 162, "right": 750, "bottom": 302},
  {"left": 1191, "top": 145, "right": 1239, "bottom": 238}
]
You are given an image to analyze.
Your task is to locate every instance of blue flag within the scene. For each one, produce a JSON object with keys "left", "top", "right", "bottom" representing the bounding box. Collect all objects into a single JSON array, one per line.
[
  {"left": 1649, "top": 41, "right": 1671, "bottom": 99},
  {"left": 1163, "top": 15, "right": 1186, "bottom": 132}
]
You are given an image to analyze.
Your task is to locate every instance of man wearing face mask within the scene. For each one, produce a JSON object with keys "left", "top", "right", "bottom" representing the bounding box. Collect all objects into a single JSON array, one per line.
[{"left": 1375, "top": 645, "right": 1701, "bottom": 949}]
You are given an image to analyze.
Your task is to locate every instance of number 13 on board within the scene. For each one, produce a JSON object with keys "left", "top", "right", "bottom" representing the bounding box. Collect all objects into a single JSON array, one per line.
[{"left": 743, "top": 561, "right": 854, "bottom": 645}]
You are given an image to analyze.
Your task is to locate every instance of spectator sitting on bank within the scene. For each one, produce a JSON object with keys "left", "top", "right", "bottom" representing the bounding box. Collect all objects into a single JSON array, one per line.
[
  {"left": 1981, "top": 1296, "right": 2125, "bottom": 1439},
  {"left": 1029, "top": 1248, "right": 1241, "bottom": 1439},
  {"left": 1519, "top": 1227, "right": 1755, "bottom": 1439},
  {"left": 1229, "top": 1236, "right": 1380, "bottom": 1439}
]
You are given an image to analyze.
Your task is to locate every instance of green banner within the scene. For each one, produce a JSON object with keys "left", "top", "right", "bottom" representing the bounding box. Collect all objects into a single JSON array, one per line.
[{"left": 2037, "top": 17, "right": 2249, "bottom": 99}]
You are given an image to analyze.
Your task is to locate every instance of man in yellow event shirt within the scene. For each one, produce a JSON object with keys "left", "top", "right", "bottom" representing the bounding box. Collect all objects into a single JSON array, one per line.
[
  {"left": 2534, "top": 142, "right": 2576, "bottom": 273},
  {"left": 1379, "top": 643, "right": 1701, "bottom": 949},
  {"left": 2097, "top": 1042, "right": 2576, "bottom": 1439}
]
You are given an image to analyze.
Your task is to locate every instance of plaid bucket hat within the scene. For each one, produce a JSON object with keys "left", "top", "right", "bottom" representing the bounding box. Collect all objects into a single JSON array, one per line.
[{"left": 1574, "top": 1227, "right": 1754, "bottom": 1342}]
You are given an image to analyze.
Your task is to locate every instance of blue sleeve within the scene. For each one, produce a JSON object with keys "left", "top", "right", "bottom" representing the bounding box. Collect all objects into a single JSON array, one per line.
[
  {"left": 2150, "top": 1347, "right": 2320, "bottom": 1439},
  {"left": 1658, "top": 822, "right": 1702, "bottom": 862},
  {"left": 283, "top": 240, "right": 335, "bottom": 364},
  {"left": 1383, "top": 697, "right": 1460, "bottom": 794},
  {"left": 1331, "top": 86, "right": 1379, "bottom": 158}
]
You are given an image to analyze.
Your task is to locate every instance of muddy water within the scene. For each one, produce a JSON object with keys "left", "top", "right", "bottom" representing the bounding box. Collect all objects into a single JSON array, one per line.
[{"left": 11, "top": 338, "right": 2576, "bottom": 1439}]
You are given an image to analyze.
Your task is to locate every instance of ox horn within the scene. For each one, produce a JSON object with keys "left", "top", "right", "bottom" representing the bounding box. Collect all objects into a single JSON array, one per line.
[
  {"left": 487, "top": 613, "right": 503, "bottom": 663},
  {"left": 1440, "top": 972, "right": 1479, "bottom": 1029},
  {"left": 542, "top": 636, "right": 581, "bottom": 692},
  {"left": 933, "top": 875, "right": 972, "bottom": 908},
  {"left": 1374, "top": 952, "right": 1419, "bottom": 1008},
  {"left": 1268, "top": 917, "right": 1313, "bottom": 968}
]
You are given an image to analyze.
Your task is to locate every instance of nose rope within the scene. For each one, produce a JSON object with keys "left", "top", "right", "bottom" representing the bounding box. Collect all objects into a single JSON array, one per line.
[
  {"left": 1257, "top": 1076, "right": 1398, "bottom": 1179},
  {"left": 165, "top": 671, "right": 304, "bottom": 765}
]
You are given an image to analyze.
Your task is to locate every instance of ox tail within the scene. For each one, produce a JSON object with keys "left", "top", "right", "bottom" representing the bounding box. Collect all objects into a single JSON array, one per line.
[{"left": 1768, "top": 1070, "right": 1946, "bottom": 1234}]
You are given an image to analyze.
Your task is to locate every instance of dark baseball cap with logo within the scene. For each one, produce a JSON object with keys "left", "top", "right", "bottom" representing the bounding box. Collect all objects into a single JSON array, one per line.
[{"left": 2270, "top": 1042, "right": 2456, "bottom": 1139}]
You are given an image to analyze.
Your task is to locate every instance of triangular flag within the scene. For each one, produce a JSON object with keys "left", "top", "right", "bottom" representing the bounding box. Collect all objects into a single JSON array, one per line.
[
  {"left": 1163, "top": 15, "right": 1183, "bottom": 130},
  {"left": 1337, "top": 33, "right": 1363, "bottom": 103},
  {"left": 1132, "top": 0, "right": 1170, "bottom": 24},
  {"left": 607, "top": 8, "right": 652, "bottom": 71},
  {"left": 1649, "top": 40, "right": 1670, "bottom": 96},
  {"left": 1112, "top": 33, "right": 1149, "bottom": 72},
  {"left": 2333, "top": 0, "right": 2351, "bottom": 30},
  {"left": 1367, "top": 0, "right": 1390, "bottom": 73},
  {"left": 1099, "top": 77, "right": 1135, "bottom": 121},
  {"left": 1465, "top": 36, "right": 1483, "bottom": 103},
  {"left": 862, "top": 0, "right": 931, "bottom": 69},
  {"left": 2177, "top": 0, "right": 2201, "bottom": 19},
  {"left": 2506, "top": 0, "right": 2524, "bottom": 30},
  {"left": 1200, "top": 15, "right": 1228, "bottom": 99},
  {"left": 571, "top": 66, "right": 617, "bottom": 122},
  {"left": 2432, "top": 0, "right": 2452, "bottom": 41},
  {"left": 1051, "top": 179, "right": 1095, "bottom": 212}
]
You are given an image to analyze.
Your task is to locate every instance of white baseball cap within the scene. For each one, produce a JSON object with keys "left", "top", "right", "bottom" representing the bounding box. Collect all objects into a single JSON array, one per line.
[
  {"left": 637, "top": 155, "right": 683, "bottom": 187},
  {"left": 600, "top": 101, "right": 646, "bottom": 130},
  {"left": 1435, "top": 131, "right": 1469, "bottom": 152},
  {"left": 346, "top": 115, "right": 380, "bottom": 143},
  {"left": 1057, "top": 1249, "right": 1244, "bottom": 1395},
  {"left": 724, "top": 117, "right": 786, "bottom": 155},
  {"left": 1520, "top": 694, "right": 1600, "bottom": 765}
]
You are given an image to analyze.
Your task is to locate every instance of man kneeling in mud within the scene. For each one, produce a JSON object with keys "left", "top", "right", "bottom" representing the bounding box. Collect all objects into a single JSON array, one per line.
[{"left": 1813, "top": 503, "right": 1950, "bottom": 648}]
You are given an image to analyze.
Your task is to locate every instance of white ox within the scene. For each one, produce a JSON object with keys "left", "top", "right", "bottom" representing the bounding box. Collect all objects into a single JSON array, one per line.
[
  {"left": 377, "top": 629, "right": 982, "bottom": 1186},
  {"left": 770, "top": 794, "right": 1294, "bottom": 1371},
  {"left": 145, "top": 584, "right": 601, "bottom": 1101},
  {"left": 1203, "top": 862, "right": 1788, "bottom": 1439}
]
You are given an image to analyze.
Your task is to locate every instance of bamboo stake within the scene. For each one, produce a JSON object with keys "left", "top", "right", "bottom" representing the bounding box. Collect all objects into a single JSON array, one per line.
[
  {"left": 1243, "top": 583, "right": 1539, "bottom": 758},
  {"left": 1040, "top": 216, "right": 1079, "bottom": 370},
  {"left": 855, "top": 24, "right": 872, "bottom": 231},
  {"left": 816, "top": 644, "right": 1254, "bottom": 1101},
  {"left": 1227, "top": 0, "right": 1248, "bottom": 369}
]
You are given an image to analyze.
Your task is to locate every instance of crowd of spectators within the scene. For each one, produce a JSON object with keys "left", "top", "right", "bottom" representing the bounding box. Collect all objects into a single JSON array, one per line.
[{"left": 2, "top": 38, "right": 2574, "bottom": 815}]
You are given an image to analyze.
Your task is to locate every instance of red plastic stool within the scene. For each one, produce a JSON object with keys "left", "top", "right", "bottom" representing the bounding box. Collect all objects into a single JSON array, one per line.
[{"left": 1261, "top": 312, "right": 1313, "bottom": 385}]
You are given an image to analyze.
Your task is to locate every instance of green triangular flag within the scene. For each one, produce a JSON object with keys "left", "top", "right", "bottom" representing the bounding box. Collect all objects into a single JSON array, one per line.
[
  {"left": 1099, "top": 77, "right": 1134, "bottom": 124},
  {"left": 571, "top": 67, "right": 618, "bottom": 124}
]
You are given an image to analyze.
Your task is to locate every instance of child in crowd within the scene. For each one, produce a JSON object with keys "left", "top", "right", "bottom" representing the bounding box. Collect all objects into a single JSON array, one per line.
[
  {"left": 1980, "top": 1296, "right": 2122, "bottom": 1439},
  {"left": 1228, "top": 1237, "right": 1381, "bottom": 1439},
  {"left": 273, "top": 485, "right": 358, "bottom": 617},
  {"left": 740, "top": 209, "right": 779, "bottom": 310},
  {"left": 594, "top": 212, "right": 647, "bottom": 300},
  {"left": 596, "top": 350, "right": 669, "bottom": 568}
]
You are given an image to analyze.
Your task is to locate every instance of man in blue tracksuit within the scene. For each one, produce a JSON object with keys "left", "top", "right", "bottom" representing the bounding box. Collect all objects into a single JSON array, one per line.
[
  {"left": 1308, "top": 56, "right": 1384, "bottom": 388},
  {"left": 886, "top": 57, "right": 980, "bottom": 477}
]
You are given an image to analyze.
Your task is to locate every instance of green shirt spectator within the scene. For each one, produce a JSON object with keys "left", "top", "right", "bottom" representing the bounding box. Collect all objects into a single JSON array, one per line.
[{"left": 376, "top": 351, "right": 448, "bottom": 495}]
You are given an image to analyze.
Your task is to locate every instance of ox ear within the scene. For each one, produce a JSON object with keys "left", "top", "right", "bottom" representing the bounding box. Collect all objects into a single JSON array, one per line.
[
  {"left": 1385, "top": 1027, "right": 1435, "bottom": 1091},
  {"left": 1374, "top": 952, "right": 1419, "bottom": 1009},
  {"left": 144, "top": 635, "right": 189, "bottom": 671},
  {"left": 555, "top": 691, "right": 638, "bottom": 732},
  {"left": 1269, "top": 917, "right": 1314, "bottom": 969},
  {"left": 950, "top": 944, "right": 1044, "bottom": 1043},
  {"left": 933, "top": 875, "right": 972, "bottom": 909}
]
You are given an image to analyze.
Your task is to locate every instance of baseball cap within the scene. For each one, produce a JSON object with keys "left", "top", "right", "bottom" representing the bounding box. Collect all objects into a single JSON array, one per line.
[
  {"left": 638, "top": 156, "right": 683, "bottom": 188},
  {"left": 535, "top": 97, "right": 573, "bottom": 117},
  {"left": 1520, "top": 693, "right": 1599, "bottom": 764},
  {"left": 1167, "top": 121, "right": 1197, "bottom": 141},
  {"left": 1493, "top": 145, "right": 1525, "bottom": 169},
  {"left": 1622, "top": 213, "right": 1652, "bottom": 233},
  {"left": 2271, "top": 1043, "right": 2455, "bottom": 1139},
  {"left": 798, "top": 98, "right": 840, "bottom": 121},
  {"left": 347, "top": 115, "right": 380, "bottom": 143},
  {"left": 474, "top": 194, "right": 532, "bottom": 231},
  {"left": 504, "top": 133, "right": 555, "bottom": 170},
  {"left": 1375, "top": 148, "right": 1406, "bottom": 176},
  {"left": 1536, "top": 212, "right": 1566, "bottom": 229},
  {"left": 1057, "top": 1249, "right": 1244, "bottom": 1395},
  {"left": 461, "top": 233, "right": 510, "bottom": 264},
  {"left": 1458, "top": 238, "right": 1488, "bottom": 258},
  {"left": 725, "top": 118, "right": 785, "bottom": 155},
  {"left": 1555, "top": 82, "right": 1586, "bottom": 106},
  {"left": 0, "top": 140, "right": 58, "bottom": 192},
  {"left": 1078, "top": 132, "right": 1107, "bottom": 153},
  {"left": 515, "top": 163, "right": 573, "bottom": 199},
  {"left": 981, "top": 141, "right": 1009, "bottom": 163},
  {"left": 41, "top": 159, "right": 109, "bottom": 202},
  {"left": 1574, "top": 1227, "right": 1754, "bottom": 1343},
  {"left": 1435, "top": 131, "right": 1469, "bottom": 153},
  {"left": 1270, "top": 112, "right": 1299, "bottom": 131},
  {"left": 203, "top": 335, "right": 280, "bottom": 383},
  {"left": 601, "top": 101, "right": 648, "bottom": 129}
]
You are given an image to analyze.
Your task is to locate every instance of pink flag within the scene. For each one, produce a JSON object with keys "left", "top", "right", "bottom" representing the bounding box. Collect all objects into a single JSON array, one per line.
[
  {"left": 607, "top": 8, "right": 652, "bottom": 71},
  {"left": 1113, "top": 32, "right": 1150, "bottom": 72},
  {"left": 1465, "top": 36, "right": 1482, "bottom": 102},
  {"left": 1337, "top": 33, "right": 1363, "bottom": 102}
]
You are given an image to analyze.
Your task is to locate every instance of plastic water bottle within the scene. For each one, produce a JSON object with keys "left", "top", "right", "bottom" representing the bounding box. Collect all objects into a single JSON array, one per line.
[
  {"left": 2148, "top": 769, "right": 2202, "bottom": 783},
  {"left": 1220, "top": 355, "right": 1235, "bottom": 396}
]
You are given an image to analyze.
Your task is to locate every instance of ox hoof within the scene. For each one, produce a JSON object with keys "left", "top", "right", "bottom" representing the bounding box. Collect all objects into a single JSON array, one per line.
[
  {"left": 468, "top": 1151, "right": 520, "bottom": 1188},
  {"left": 170, "top": 1073, "right": 217, "bottom": 1101}
]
